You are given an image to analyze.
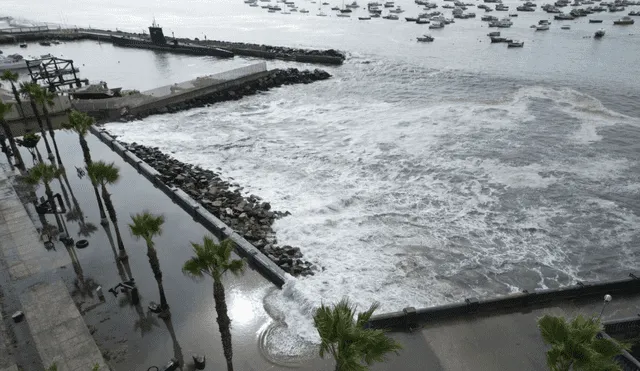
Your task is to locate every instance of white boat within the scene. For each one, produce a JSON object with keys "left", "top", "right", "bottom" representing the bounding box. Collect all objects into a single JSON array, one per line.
[
  {"left": 0, "top": 55, "right": 27, "bottom": 71},
  {"left": 416, "top": 17, "right": 430, "bottom": 23},
  {"left": 389, "top": 6, "right": 405, "bottom": 12},
  {"left": 300, "top": 8, "right": 309, "bottom": 12},
  {"left": 429, "top": 21, "right": 444, "bottom": 28},
  {"left": 384, "top": 1, "right": 395, "bottom": 7},
  {"left": 383, "top": 14, "right": 400, "bottom": 19},
  {"left": 508, "top": 40, "right": 524, "bottom": 47},
  {"left": 346, "top": 1, "right": 360, "bottom": 7},
  {"left": 594, "top": 28, "right": 605, "bottom": 37},
  {"left": 536, "top": 24, "right": 550, "bottom": 30}
]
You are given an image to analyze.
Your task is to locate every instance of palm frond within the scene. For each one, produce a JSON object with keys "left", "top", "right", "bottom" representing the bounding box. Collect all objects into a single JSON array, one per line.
[
  {"left": 538, "top": 315, "right": 570, "bottom": 345},
  {"left": 313, "top": 297, "right": 401, "bottom": 370},
  {"left": 87, "top": 161, "right": 120, "bottom": 186},
  {"left": 129, "top": 211, "right": 164, "bottom": 243},
  {"left": 0, "top": 101, "right": 13, "bottom": 117},
  {"left": 1, "top": 70, "right": 19, "bottom": 83},
  {"left": 63, "top": 110, "right": 94, "bottom": 136}
]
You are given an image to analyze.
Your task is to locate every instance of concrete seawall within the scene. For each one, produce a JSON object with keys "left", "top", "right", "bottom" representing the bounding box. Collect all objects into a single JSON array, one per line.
[
  {"left": 368, "top": 274, "right": 640, "bottom": 330},
  {"left": 89, "top": 126, "right": 288, "bottom": 287}
]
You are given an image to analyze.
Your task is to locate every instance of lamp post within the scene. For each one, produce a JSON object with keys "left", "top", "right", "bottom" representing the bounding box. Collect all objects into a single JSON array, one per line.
[{"left": 598, "top": 294, "right": 612, "bottom": 321}]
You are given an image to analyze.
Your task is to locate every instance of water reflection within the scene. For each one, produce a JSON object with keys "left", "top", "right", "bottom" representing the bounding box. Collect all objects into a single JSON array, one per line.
[{"left": 162, "top": 316, "right": 185, "bottom": 370}]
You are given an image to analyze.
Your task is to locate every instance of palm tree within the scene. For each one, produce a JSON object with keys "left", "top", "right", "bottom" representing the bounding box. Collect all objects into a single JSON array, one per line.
[
  {"left": 129, "top": 212, "right": 170, "bottom": 314},
  {"left": 23, "top": 162, "right": 64, "bottom": 233},
  {"left": 62, "top": 110, "right": 108, "bottom": 223},
  {"left": 87, "top": 161, "right": 128, "bottom": 260},
  {"left": 182, "top": 237, "right": 246, "bottom": 371},
  {"left": 16, "top": 132, "right": 43, "bottom": 164},
  {"left": 313, "top": 298, "right": 402, "bottom": 371},
  {"left": 19, "top": 82, "right": 54, "bottom": 162},
  {"left": 538, "top": 314, "right": 626, "bottom": 371},
  {"left": 34, "top": 87, "right": 64, "bottom": 166},
  {"left": 0, "top": 100, "right": 25, "bottom": 171}
]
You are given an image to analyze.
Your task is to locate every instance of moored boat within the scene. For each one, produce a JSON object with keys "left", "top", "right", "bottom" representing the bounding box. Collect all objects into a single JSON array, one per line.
[
  {"left": 613, "top": 16, "right": 634, "bottom": 24},
  {"left": 417, "top": 34, "right": 435, "bottom": 41},
  {"left": 508, "top": 40, "right": 524, "bottom": 47},
  {"left": 589, "top": 18, "right": 603, "bottom": 22},
  {"left": 594, "top": 28, "right": 606, "bottom": 37}
]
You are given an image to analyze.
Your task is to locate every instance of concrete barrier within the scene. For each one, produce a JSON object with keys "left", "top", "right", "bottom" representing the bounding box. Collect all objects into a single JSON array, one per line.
[
  {"left": 368, "top": 275, "right": 640, "bottom": 330},
  {"left": 90, "top": 127, "right": 287, "bottom": 287}
]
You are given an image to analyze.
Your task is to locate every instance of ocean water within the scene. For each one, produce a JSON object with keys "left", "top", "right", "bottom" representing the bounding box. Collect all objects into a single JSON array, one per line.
[{"left": 4, "top": 0, "right": 640, "bottom": 359}]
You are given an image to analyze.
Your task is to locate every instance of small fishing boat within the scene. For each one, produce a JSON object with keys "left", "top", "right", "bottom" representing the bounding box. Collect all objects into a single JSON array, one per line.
[
  {"left": 405, "top": 17, "right": 418, "bottom": 21},
  {"left": 594, "top": 28, "right": 605, "bottom": 37},
  {"left": 589, "top": 19, "right": 603, "bottom": 22},
  {"left": 561, "top": 24, "right": 571, "bottom": 29},
  {"left": 416, "top": 17, "right": 430, "bottom": 23},
  {"left": 359, "top": 16, "right": 372, "bottom": 19},
  {"left": 508, "top": 40, "right": 524, "bottom": 47},
  {"left": 19, "top": 43, "right": 27, "bottom": 48},
  {"left": 383, "top": 14, "right": 399, "bottom": 19},
  {"left": 300, "top": 8, "right": 309, "bottom": 12},
  {"left": 429, "top": 21, "right": 444, "bottom": 28},
  {"left": 317, "top": 11, "right": 328, "bottom": 15},
  {"left": 39, "top": 41, "right": 51, "bottom": 46},
  {"left": 487, "top": 31, "right": 501, "bottom": 36},
  {"left": 337, "top": 13, "right": 351, "bottom": 16},
  {"left": 417, "top": 34, "right": 435, "bottom": 42},
  {"left": 536, "top": 24, "right": 550, "bottom": 30}
]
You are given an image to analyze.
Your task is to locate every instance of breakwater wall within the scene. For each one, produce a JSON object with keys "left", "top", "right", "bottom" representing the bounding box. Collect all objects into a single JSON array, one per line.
[
  {"left": 73, "top": 67, "right": 331, "bottom": 122},
  {"left": 89, "top": 126, "right": 316, "bottom": 287},
  {"left": 0, "top": 27, "right": 346, "bottom": 65},
  {"left": 368, "top": 274, "right": 640, "bottom": 330},
  {"left": 124, "top": 68, "right": 332, "bottom": 121}
]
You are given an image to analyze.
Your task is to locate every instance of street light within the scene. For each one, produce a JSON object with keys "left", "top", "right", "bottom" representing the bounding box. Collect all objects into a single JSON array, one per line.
[{"left": 598, "top": 294, "right": 612, "bottom": 321}]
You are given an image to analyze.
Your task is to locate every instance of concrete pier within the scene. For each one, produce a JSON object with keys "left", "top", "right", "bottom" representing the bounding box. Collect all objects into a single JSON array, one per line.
[{"left": 0, "top": 26, "right": 346, "bottom": 65}]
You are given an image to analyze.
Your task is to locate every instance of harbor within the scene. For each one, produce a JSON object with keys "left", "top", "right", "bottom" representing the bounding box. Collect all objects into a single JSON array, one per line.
[{"left": 1, "top": 0, "right": 640, "bottom": 369}]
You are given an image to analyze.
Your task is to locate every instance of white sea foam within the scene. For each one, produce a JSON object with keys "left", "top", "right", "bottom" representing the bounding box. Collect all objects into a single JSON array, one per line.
[{"left": 105, "top": 80, "right": 640, "bottom": 358}]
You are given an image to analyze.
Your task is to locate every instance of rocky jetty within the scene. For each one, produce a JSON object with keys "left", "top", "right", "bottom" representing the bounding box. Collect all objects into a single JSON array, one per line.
[
  {"left": 198, "top": 39, "right": 346, "bottom": 65},
  {"left": 123, "top": 68, "right": 331, "bottom": 120},
  {"left": 122, "top": 141, "right": 315, "bottom": 277}
]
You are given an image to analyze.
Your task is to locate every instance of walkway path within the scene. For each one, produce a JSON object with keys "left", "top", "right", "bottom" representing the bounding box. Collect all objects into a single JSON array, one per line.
[{"left": 0, "top": 165, "right": 108, "bottom": 371}]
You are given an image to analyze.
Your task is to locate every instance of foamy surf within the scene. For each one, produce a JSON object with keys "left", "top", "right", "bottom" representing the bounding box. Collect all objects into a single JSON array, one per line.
[{"left": 104, "top": 74, "right": 640, "bottom": 358}]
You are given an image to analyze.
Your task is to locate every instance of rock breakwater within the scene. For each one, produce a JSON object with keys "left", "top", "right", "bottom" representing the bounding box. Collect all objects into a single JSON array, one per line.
[
  {"left": 120, "top": 141, "right": 315, "bottom": 277},
  {"left": 124, "top": 68, "right": 331, "bottom": 121}
]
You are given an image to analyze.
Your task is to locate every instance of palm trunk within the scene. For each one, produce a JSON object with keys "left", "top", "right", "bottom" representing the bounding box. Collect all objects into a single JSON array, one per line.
[
  {"left": 213, "top": 279, "right": 234, "bottom": 371},
  {"left": 147, "top": 245, "right": 169, "bottom": 310},
  {"left": 101, "top": 184, "right": 127, "bottom": 258},
  {"left": 27, "top": 98, "right": 54, "bottom": 162},
  {"left": 0, "top": 118, "right": 24, "bottom": 171},
  {"left": 61, "top": 170, "right": 90, "bottom": 236},
  {"left": 78, "top": 135, "right": 107, "bottom": 220},
  {"left": 41, "top": 103, "right": 63, "bottom": 166},
  {"left": 44, "top": 181, "right": 64, "bottom": 232}
]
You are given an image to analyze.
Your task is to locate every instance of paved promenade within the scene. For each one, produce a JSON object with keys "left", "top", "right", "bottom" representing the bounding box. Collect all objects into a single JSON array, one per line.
[{"left": 0, "top": 164, "right": 108, "bottom": 371}]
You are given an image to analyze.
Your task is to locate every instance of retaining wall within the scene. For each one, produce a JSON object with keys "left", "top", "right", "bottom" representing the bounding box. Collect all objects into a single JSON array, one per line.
[
  {"left": 89, "top": 126, "right": 287, "bottom": 287},
  {"left": 368, "top": 275, "right": 640, "bottom": 330}
]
